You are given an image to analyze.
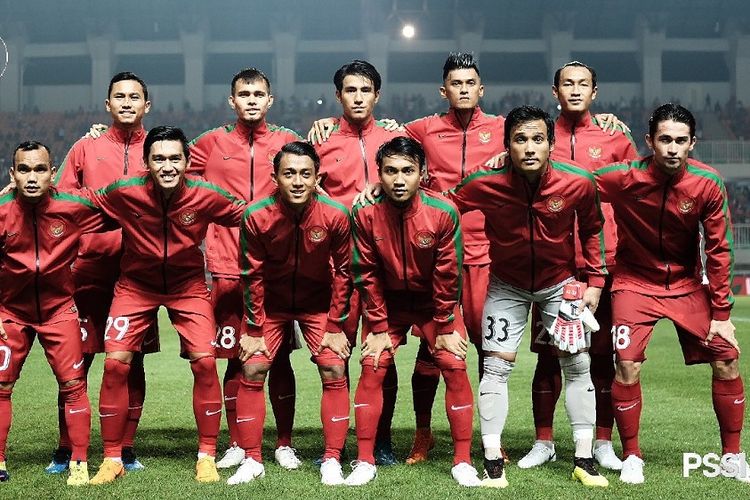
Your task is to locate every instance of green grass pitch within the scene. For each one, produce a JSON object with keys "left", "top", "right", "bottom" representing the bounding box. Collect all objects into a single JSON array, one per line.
[{"left": 3, "top": 297, "right": 749, "bottom": 499}]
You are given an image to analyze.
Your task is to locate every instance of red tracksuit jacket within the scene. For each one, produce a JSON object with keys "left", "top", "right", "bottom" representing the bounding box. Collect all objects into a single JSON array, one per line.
[
  {"left": 594, "top": 158, "right": 734, "bottom": 319},
  {"left": 352, "top": 189, "right": 463, "bottom": 334},
  {"left": 54, "top": 125, "right": 148, "bottom": 274},
  {"left": 405, "top": 107, "right": 505, "bottom": 266},
  {"left": 315, "top": 116, "right": 404, "bottom": 206},
  {"left": 189, "top": 120, "right": 302, "bottom": 277},
  {"left": 0, "top": 190, "right": 110, "bottom": 324},
  {"left": 447, "top": 161, "right": 607, "bottom": 292},
  {"left": 90, "top": 174, "right": 246, "bottom": 294},
  {"left": 553, "top": 112, "right": 639, "bottom": 270},
  {"left": 239, "top": 193, "right": 352, "bottom": 336}
]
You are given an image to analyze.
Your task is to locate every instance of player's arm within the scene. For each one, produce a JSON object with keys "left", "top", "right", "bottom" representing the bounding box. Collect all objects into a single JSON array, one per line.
[
  {"left": 575, "top": 178, "right": 607, "bottom": 305},
  {"left": 443, "top": 166, "right": 499, "bottom": 214},
  {"left": 63, "top": 189, "right": 119, "bottom": 233},
  {"left": 592, "top": 161, "right": 632, "bottom": 203},
  {"left": 205, "top": 183, "right": 247, "bottom": 227},
  {"left": 238, "top": 210, "right": 268, "bottom": 340},
  {"left": 53, "top": 143, "right": 84, "bottom": 189},
  {"left": 351, "top": 208, "right": 388, "bottom": 333},
  {"left": 187, "top": 133, "right": 213, "bottom": 177}
]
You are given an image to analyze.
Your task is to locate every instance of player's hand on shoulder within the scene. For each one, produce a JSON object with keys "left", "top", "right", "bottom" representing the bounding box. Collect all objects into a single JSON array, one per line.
[
  {"left": 84, "top": 123, "right": 108, "bottom": 139},
  {"left": 0, "top": 181, "right": 15, "bottom": 196},
  {"left": 318, "top": 331, "right": 351, "bottom": 360},
  {"left": 593, "top": 113, "right": 631, "bottom": 136},
  {"left": 0, "top": 320, "right": 6, "bottom": 340},
  {"left": 238, "top": 334, "right": 270, "bottom": 362},
  {"left": 379, "top": 118, "right": 404, "bottom": 132},
  {"left": 706, "top": 319, "right": 740, "bottom": 354},
  {"left": 361, "top": 331, "right": 394, "bottom": 371},
  {"left": 434, "top": 331, "right": 468, "bottom": 359},
  {"left": 353, "top": 183, "right": 382, "bottom": 206},
  {"left": 484, "top": 151, "right": 508, "bottom": 169},
  {"left": 307, "top": 117, "right": 337, "bottom": 145}
]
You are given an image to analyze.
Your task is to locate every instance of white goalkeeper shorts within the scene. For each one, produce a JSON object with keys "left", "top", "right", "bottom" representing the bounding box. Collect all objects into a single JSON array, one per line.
[{"left": 481, "top": 275, "right": 574, "bottom": 353}]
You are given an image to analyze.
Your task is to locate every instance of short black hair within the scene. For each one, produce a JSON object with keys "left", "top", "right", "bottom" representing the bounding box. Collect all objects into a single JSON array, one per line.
[
  {"left": 231, "top": 68, "right": 271, "bottom": 95},
  {"left": 648, "top": 103, "right": 696, "bottom": 138},
  {"left": 273, "top": 141, "right": 320, "bottom": 174},
  {"left": 504, "top": 105, "right": 555, "bottom": 150},
  {"left": 375, "top": 136, "right": 425, "bottom": 172},
  {"left": 442, "top": 52, "right": 480, "bottom": 81},
  {"left": 333, "top": 60, "right": 381, "bottom": 93},
  {"left": 108, "top": 71, "right": 149, "bottom": 101},
  {"left": 12, "top": 140, "right": 51, "bottom": 167},
  {"left": 553, "top": 61, "right": 597, "bottom": 88},
  {"left": 143, "top": 126, "right": 190, "bottom": 163}
]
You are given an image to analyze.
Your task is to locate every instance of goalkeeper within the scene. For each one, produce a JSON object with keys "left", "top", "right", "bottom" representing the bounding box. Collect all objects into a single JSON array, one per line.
[{"left": 445, "top": 105, "right": 608, "bottom": 488}]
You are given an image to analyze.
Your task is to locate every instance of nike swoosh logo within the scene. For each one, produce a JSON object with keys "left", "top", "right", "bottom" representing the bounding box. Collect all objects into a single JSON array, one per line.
[
  {"left": 99, "top": 413, "right": 117, "bottom": 418},
  {"left": 73, "top": 359, "right": 84, "bottom": 369},
  {"left": 331, "top": 416, "right": 349, "bottom": 422},
  {"left": 205, "top": 409, "right": 222, "bottom": 416},
  {"left": 450, "top": 404, "right": 472, "bottom": 411},
  {"left": 6, "top": 232, "right": 18, "bottom": 238},
  {"left": 223, "top": 156, "right": 231, "bottom": 160},
  {"left": 69, "top": 408, "right": 88, "bottom": 414},
  {"left": 278, "top": 394, "right": 295, "bottom": 400},
  {"left": 587, "top": 387, "right": 595, "bottom": 392},
  {"left": 735, "top": 398, "right": 746, "bottom": 405},
  {"left": 616, "top": 402, "right": 639, "bottom": 412},
  {"left": 127, "top": 405, "right": 143, "bottom": 411},
  {"left": 224, "top": 396, "right": 237, "bottom": 401},
  {"left": 143, "top": 337, "right": 156, "bottom": 346},
  {"left": 374, "top": 237, "right": 384, "bottom": 241},
  {"left": 236, "top": 417, "right": 255, "bottom": 423},
  {"left": 354, "top": 403, "right": 369, "bottom": 408}
]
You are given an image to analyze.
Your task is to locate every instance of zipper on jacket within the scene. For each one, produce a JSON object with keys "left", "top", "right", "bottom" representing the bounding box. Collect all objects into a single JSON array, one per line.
[
  {"left": 399, "top": 214, "right": 415, "bottom": 311},
  {"left": 523, "top": 181, "right": 537, "bottom": 292},
  {"left": 460, "top": 109, "right": 475, "bottom": 178},
  {"left": 123, "top": 132, "right": 131, "bottom": 175},
  {"left": 32, "top": 206, "right": 43, "bottom": 323},
  {"left": 161, "top": 195, "right": 169, "bottom": 294},
  {"left": 249, "top": 131, "right": 256, "bottom": 201},
  {"left": 291, "top": 218, "right": 301, "bottom": 311},
  {"left": 658, "top": 182, "right": 671, "bottom": 290},
  {"left": 358, "top": 131, "right": 369, "bottom": 184},
  {"left": 570, "top": 125, "right": 576, "bottom": 161}
]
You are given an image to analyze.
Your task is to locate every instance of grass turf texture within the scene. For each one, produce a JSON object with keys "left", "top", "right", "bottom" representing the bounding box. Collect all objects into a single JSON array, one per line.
[{"left": 3, "top": 299, "right": 750, "bottom": 499}]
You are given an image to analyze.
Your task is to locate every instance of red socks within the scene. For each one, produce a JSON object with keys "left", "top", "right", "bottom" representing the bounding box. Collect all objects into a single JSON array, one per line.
[
  {"left": 190, "top": 356, "right": 222, "bottom": 456},
  {"left": 591, "top": 354, "right": 615, "bottom": 441},
  {"left": 122, "top": 356, "right": 145, "bottom": 450},
  {"left": 377, "top": 363, "right": 398, "bottom": 442},
  {"left": 57, "top": 391, "right": 71, "bottom": 451},
  {"left": 712, "top": 376, "right": 745, "bottom": 454},
  {"left": 321, "top": 377, "right": 349, "bottom": 461},
  {"left": 99, "top": 358, "right": 131, "bottom": 458},
  {"left": 236, "top": 377, "right": 265, "bottom": 462},
  {"left": 612, "top": 380, "right": 642, "bottom": 458},
  {"left": 442, "top": 368, "right": 474, "bottom": 465},
  {"left": 354, "top": 366, "right": 387, "bottom": 464},
  {"left": 60, "top": 380, "right": 91, "bottom": 462},
  {"left": 268, "top": 344, "right": 296, "bottom": 448},
  {"left": 223, "top": 358, "right": 243, "bottom": 447},
  {"left": 531, "top": 353, "right": 562, "bottom": 441},
  {"left": 0, "top": 389, "right": 12, "bottom": 462}
]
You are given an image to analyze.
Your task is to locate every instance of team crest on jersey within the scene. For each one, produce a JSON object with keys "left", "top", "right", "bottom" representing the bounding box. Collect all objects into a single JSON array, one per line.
[
  {"left": 415, "top": 231, "right": 436, "bottom": 248},
  {"left": 678, "top": 197, "right": 696, "bottom": 214},
  {"left": 547, "top": 195, "right": 565, "bottom": 213},
  {"left": 588, "top": 146, "right": 602, "bottom": 160},
  {"left": 179, "top": 209, "right": 198, "bottom": 226},
  {"left": 478, "top": 131, "right": 492, "bottom": 144},
  {"left": 308, "top": 226, "right": 327, "bottom": 243},
  {"left": 48, "top": 220, "right": 66, "bottom": 238}
]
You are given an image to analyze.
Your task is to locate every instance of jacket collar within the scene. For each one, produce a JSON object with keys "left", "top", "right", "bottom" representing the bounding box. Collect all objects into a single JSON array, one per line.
[
  {"left": 647, "top": 156, "right": 687, "bottom": 183},
  {"left": 276, "top": 191, "right": 317, "bottom": 221},
  {"left": 16, "top": 190, "right": 52, "bottom": 210},
  {"left": 337, "top": 115, "right": 376, "bottom": 136},
  {"left": 556, "top": 111, "right": 593, "bottom": 131},
  {"left": 445, "top": 106, "right": 484, "bottom": 129},
  {"left": 107, "top": 124, "right": 146, "bottom": 144},
  {"left": 144, "top": 174, "right": 187, "bottom": 206},
  {"left": 383, "top": 190, "right": 422, "bottom": 219},
  {"left": 235, "top": 119, "right": 269, "bottom": 141}
]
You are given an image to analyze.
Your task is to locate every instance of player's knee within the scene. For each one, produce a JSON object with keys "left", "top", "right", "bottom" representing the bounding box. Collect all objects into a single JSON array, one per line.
[
  {"left": 590, "top": 353, "right": 615, "bottom": 379},
  {"left": 711, "top": 358, "right": 740, "bottom": 379},
  {"left": 478, "top": 358, "right": 513, "bottom": 415},
  {"left": 559, "top": 352, "right": 591, "bottom": 379},
  {"left": 534, "top": 352, "right": 561, "bottom": 377},
  {"left": 318, "top": 364, "right": 345, "bottom": 381},
  {"left": 59, "top": 377, "right": 85, "bottom": 389},
  {"left": 189, "top": 355, "right": 217, "bottom": 377},
  {"left": 615, "top": 360, "right": 641, "bottom": 384},
  {"left": 106, "top": 350, "right": 134, "bottom": 364},
  {"left": 242, "top": 362, "right": 270, "bottom": 382},
  {"left": 434, "top": 350, "right": 467, "bottom": 371},
  {"left": 0, "top": 381, "right": 15, "bottom": 392},
  {"left": 482, "top": 356, "right": 514, "bottom": 385}
]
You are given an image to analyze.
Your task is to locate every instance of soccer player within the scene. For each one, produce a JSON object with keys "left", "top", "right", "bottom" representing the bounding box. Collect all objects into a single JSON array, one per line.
[
  {"left": 519, "top": 61, "right": 638, "bottom": 471},
  {"left": 312, "top": 59, "right": 404, "bottom": 463},
  {"left": 229, "top": 141, "right": 352, "bottom": 486},
  {"left": 346, "top": 137, "right": 480, "bottom": 487},
  {"left": 188, "top": 68, "right": 304, "bottom": 471},
  {"left": 88, "top": 126, "right": 246, "bottom": 485},
  {"left": 593, "top": 103, "right": 748, "bottom": 484},
  {"left": 0, "top": 141, "right": 114, "bottom": 486},
  {"left": 447, "top": 105, "right": 609, "bottom": 488},
  {"left": 51, "top": 71, "right": 158, "bottom": 473}
]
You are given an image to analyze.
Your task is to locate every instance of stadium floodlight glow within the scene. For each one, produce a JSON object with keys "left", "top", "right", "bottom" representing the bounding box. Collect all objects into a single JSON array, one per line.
[{"left": 401, "top": 23, "right": 416, "bottom": 39}]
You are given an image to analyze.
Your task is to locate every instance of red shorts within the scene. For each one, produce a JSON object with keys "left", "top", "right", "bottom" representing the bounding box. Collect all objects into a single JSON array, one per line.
[
  {"left": 462, "top": 264, "right": 490, "bottom": 346},
  {"left": 245, "top": 311, "right": 345, "bottom": 367},
  {"left": 74, "top": 266, "right": 160, "bottom": 355},
  {"left": 361, "top": 306, "right": 467, "bottom": 370},
  {"left": 530, "top": 278, "right": 614, "bottom": 356},
  {"left": 0, "top": 309, "right": 85, "bottom": 383},
  {"left": 611, "top": 288, "right": 739, "bottom": 365},
  {"left": 105, "top": 280, "right": 215, "bottom": 357}
]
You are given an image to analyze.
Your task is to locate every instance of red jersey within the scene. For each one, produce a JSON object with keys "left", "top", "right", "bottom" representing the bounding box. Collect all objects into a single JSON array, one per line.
[
  {"left": 594, "top": 158, "right": 734, "bottom": 320},
  {"left": 189, "top": 120, "right": 302, "bottom": 277},
  {"left": 553, "top": 112, "right": 639, "bottom": 270},
  {"left": 91, "top": 174, "right": 246, "bottom": 294},
  {"left": 0, "top": 190, "right": 110, "bottom": 324},
  {"left": 315, "top": 116, "right": 404, "bottom": 206},
  {"left": 239, "top": 193, "right": 352, "bottom": 336},
  {"left": 54, "top": 125, "right": 148, "bottom": 274},
  {"left": 352, "top": 189, "right": 463, "bottom": 334},
  {"left": 447, "top": 161, "right": 607, "bottom": 292},
  {"left": 405, "top": 107, "right": 505, "bottom": 266}
]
